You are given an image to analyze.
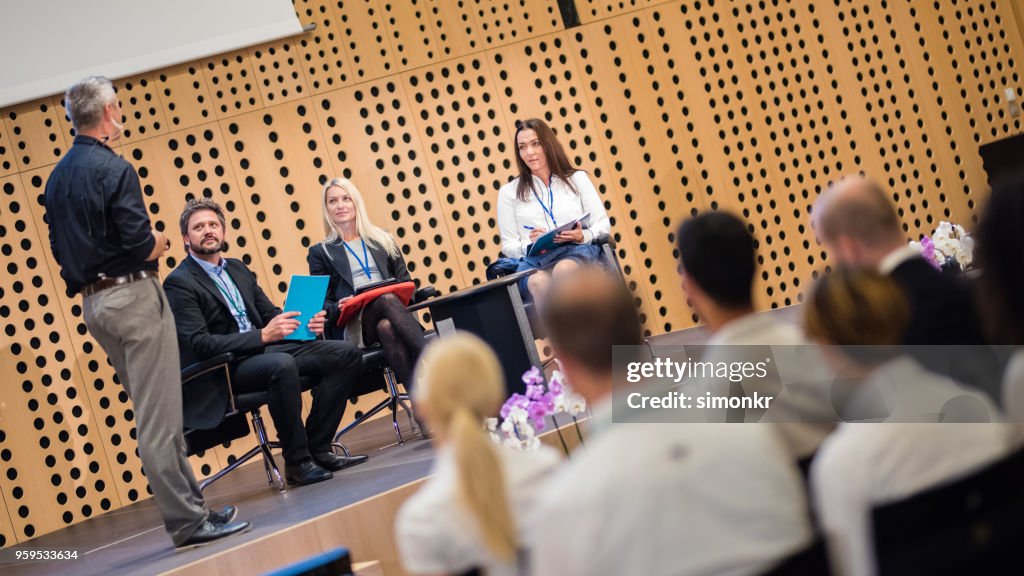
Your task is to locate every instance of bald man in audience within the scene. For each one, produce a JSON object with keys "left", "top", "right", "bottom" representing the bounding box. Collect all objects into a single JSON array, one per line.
[
  {"left": 812, "top": 175, "right": 985, "bottom": 345},
  {"left": 528, "top": 266, "right": 812, "bottom": 576}
]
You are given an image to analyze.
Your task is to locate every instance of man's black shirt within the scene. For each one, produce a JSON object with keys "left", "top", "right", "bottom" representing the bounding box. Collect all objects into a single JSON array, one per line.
[{"left": 44, "top": 135, "right": 157, "bottom": 295}]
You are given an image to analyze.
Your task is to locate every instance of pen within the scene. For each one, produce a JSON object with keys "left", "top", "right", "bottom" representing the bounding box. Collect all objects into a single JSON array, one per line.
[{"left": 523, "top": 225, "right": 534, "bottom": 230}]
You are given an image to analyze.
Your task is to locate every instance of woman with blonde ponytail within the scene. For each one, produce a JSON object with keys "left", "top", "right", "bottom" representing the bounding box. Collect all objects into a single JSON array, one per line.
[{"left": 396, "top": 334, "right": 561, "bottom": 576}]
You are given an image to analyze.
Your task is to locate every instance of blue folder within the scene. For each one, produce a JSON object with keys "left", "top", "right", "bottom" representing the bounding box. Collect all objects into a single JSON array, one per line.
[
  {"left": 527, "top": 213, "right": 591, "bottom": 257},
  {"left": 282, "top": 275, "right": 330, "bottom": 341}
]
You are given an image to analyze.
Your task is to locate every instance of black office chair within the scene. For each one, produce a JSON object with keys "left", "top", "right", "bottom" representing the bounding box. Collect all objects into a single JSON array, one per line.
[
  {"left": 181, "top": 352, "right": 288, "bottom": 492},
  {"left": 331, "top": 286, "right": 439, "bottom": 448},
  {"left": 871, "top": 445, "right": 1024, "bottom": 575},
  {"left": 331, "top": 345, "right": 419, "bottom": 448},
  {"left": 759, "top": 538, "right": 831, "bottom": 576}
]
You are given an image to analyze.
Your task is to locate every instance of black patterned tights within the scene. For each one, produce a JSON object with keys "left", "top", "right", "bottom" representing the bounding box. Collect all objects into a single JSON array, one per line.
[{"left": 361, "top": 293, "right": 426, "bottom": 389}]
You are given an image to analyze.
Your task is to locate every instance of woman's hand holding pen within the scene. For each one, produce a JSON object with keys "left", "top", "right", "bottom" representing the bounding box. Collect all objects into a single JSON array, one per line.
[{"left": 524, "top": 225, "right": 547, "bottom": 242}]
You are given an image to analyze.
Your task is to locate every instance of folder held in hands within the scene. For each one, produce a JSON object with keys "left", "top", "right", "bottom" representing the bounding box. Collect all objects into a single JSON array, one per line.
[
  {"left": 282, "top": 275, "right": 330, "bottom": 341},
  {"left": 527, "top": 213, "right": 591, "bottom": 257}
]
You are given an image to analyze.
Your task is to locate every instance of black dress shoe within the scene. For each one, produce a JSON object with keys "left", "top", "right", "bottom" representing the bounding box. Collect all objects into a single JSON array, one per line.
[
  {"left": 285, "top": 460, "right": 333, "bottom": 486},
  {"left": 312, "top": 451, "right": 369, "bottom": 472},
  {"left": 208, "top": 505, "right": 237, "bottom": 525},
  {"left": 175, "top": 519, "right": 251, "bottom": 551}
]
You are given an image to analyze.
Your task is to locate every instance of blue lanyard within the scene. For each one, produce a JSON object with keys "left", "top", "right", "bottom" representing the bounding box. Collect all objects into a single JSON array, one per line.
[
  {"left": 210, "top": 268, "right": 249, "bottom": 327},
  {"left": 532, "top": 179, "right": 557, "bottom": 227},
  {"left": 343, "top": 239, "right": 372, "bottom": 279}
]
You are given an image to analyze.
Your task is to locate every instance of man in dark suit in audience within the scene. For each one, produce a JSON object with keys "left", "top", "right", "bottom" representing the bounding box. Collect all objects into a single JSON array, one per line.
[
  {"left": 164, "top": 198, "right": 365, "bottom": 486},
  {"left": 812, "top": 175, "right": 986, "bottom": 345}
]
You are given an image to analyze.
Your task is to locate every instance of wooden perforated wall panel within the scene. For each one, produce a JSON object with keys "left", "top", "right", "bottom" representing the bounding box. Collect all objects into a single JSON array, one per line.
[{"left": 0, "top": 0, "right": 1021, "bottom": 543}]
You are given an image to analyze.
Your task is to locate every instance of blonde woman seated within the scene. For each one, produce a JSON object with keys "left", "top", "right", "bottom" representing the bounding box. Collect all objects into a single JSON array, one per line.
[
  {"left": 308, "top": 178, "right": 426, "bottom": 387},
  {"left": 497, "top": 118, "right": 611, "bottom": 301},
  {"left": 396, "top": 334, "right": 561, "bottom": 576},
  {"left": 804, "top": 268, "right": 1009, "bottom": 576}
]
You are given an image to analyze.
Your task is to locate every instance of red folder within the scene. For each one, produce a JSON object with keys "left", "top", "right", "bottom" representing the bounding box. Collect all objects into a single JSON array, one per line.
[{"left": 336, "top": 281, "right": 417, "bottom": 326}]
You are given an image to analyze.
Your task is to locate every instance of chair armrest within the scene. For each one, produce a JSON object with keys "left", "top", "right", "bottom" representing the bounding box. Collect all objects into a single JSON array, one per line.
[
  {"left": 182, "top": 352, "right": 241, "bottom": 416},
  {"left": 593, "top": 232, "right": 616, "bottom": 248},
  {"left": 181, "top": 352, "right": 235, "bottom": 383},
  {"left": 411, "top": 286, "right": 439, "bottom": 304}
]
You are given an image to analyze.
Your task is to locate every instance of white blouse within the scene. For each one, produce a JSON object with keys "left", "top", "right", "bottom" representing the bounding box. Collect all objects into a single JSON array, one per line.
[
  {"left": 528, "top": 400, "right": 813, "bottom": 576},
  {"left": 396, "top": 443, "right": 562, "bottom": 576},
  {"left": 497, "top": 170, "right": 611, "bottom": 258}
]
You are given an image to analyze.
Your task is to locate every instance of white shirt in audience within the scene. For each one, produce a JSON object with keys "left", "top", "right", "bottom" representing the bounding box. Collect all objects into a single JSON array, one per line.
[
  {"left": 1001, "top": 349, "right": 1024, "bottom": 445},
  {"left": 811, "top": 356, "right": 1010, "bottom": 576},
  {"left": 396, "top": 443, "right": 562, "bottom": 576},
  {"left": 528, "top": 397, "right": 813, "bottom": 576},
  {"left": 706, "top": 311, "right": 806, "bottom": 347},
  {"left": 700, "top": 312, "right": 837, "bottom": 458}
]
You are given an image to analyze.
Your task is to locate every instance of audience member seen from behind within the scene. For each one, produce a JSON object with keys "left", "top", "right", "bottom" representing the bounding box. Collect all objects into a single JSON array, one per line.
[
  {"left": 812, "top": 175, "right": 985, "bottom": 345},
  {"left": 804, "top": 268, "right": 1009, "bottom": 576},
  {"left": 529, "top": 266, "right": 812, "bottom": 576},
  {"left": 395, "top": 334, "right": 561, "bottom": 576},
  {"left": 308, "top": 177, "right": 426, "bottom": 389},
  {"left": 676, "top": 211, "right": 835, "bottom": 462},
  {"left": 497, "top": 118, "right": 611, "bottom": 302},
  {"left": 974, "top": 181, "right": 1024, "bottom": 441}
]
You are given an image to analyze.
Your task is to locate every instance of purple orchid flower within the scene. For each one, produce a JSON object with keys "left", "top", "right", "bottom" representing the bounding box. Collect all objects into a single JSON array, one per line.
[
  {"left": 521, "top": 366, "right": 544, "bottom": 387},
  {"left": 499, "top": 393, "right": 530, "bottom": 419},
  {"left": 527, "top": 401, "right": 548, "bottom": 431},
  {"left": 525, "top": 383, "right": 546, "bottom": 400},
  {"left": 920, "top": 236, "right": 942, "bottom": 271},
  {"left": 537, "top": 392, "right": 555, "bottom": 413}
]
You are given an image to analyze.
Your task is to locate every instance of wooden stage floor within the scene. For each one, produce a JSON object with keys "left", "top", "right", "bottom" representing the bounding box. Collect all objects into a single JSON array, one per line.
[{"left": 0, "top": 416, "right": 434, "bottom": 576}]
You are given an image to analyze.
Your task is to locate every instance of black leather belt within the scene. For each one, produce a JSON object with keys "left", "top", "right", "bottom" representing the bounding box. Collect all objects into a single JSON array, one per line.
[{"left": 81, "top": 270, "right": 158, "bottom": 298}]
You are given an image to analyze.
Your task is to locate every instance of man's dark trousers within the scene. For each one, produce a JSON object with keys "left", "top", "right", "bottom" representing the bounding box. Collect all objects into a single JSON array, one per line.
[{"left": 232, "top": 340, "right": 360, "bottom": 465}]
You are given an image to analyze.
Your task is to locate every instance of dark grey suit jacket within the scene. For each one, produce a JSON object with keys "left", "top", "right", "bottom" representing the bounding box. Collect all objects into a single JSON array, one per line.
[
  {"left": 164, "top": 256, "right": 281, "bottom": 429},
  {"left": 306, "top": 239, "right": 412, "bottom": 340}
]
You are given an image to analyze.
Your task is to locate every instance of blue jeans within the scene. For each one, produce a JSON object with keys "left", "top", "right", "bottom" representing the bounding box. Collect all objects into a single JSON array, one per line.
[{"left": 515, "top": 243, "right": 604, "bottom": 300}]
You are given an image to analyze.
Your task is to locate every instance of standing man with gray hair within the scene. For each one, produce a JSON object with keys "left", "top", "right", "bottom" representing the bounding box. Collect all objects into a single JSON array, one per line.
[{"left": 44, "top": 76, "right": 250, "bottom": 549}]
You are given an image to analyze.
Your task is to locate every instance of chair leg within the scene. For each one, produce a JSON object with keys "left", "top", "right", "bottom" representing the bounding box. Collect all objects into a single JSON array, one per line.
[
  {"left": 333, "top": 396, "right": 394, "bottom": 443},
  {"left": 331, "top": 365, "right": 423, "bottom": 448},
  {"left": 199, "top": 445, "right": 264, "bottom": 492},
  {"left": 251, "top": 411, "right": 286, "bottom": 492},
  {"left": 385, "top": 368, "right": 405, "bottom": 445},
  {"left": 396, "top": 392, "right": 418, "bottom": 433},
  {"left": 261, "top": 451, "right": 274, "bottom": 484}
]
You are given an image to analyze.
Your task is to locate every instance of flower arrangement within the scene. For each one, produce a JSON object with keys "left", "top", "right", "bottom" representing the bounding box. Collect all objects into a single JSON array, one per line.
[
  {"left": 909, "top": 221, "right": 974, "bottom": 271},
  {"left": 486, "top": 363, "right": 587, "bottom": 452}
]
